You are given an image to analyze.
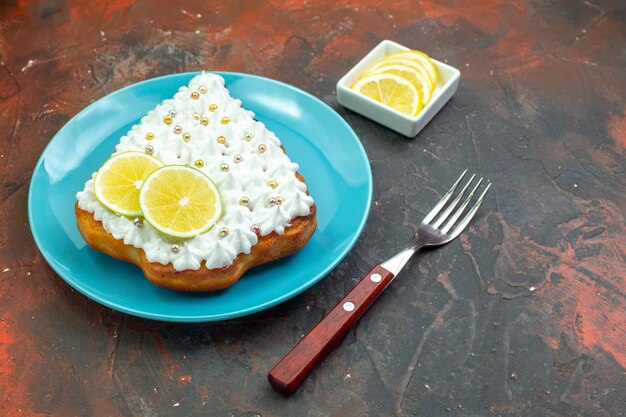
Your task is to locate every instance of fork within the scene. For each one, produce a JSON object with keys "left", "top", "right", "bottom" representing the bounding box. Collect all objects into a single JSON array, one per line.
[{"left": 268, "top": 170, "right": 491, "bottom": 394}]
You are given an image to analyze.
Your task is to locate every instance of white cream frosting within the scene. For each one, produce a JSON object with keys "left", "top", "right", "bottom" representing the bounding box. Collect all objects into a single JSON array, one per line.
[{"left": 77, "top": 73, "right": 314, "bottom": 271}]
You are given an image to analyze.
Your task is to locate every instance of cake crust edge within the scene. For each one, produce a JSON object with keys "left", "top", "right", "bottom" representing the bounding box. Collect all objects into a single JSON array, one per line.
[{"left": 75, "top": 202, "right": 317, "bottom": 292}]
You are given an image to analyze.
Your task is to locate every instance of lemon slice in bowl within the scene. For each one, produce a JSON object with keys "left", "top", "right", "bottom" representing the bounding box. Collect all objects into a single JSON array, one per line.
[
  {"left": 387, "top": 50, "right": 438, "bottom": 91},
  {"left": 367, "top": 57, "right": 434, "bottom": 96},
  {"left": 366, "top": 63, "right": 431, "bottom": 107},
  {"left": 353, "top": 72, "right": 422, "bottom": 117},
  {"left": 139, "top": 165, "right": 223, "bottom": 238},
  {"left": 94, "top": 151, "right": 164, "bottom": 217}
]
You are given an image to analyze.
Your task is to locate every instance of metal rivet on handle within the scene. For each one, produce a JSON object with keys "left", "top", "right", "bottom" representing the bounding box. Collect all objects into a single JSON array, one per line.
[
  {"left": 343, "top": 302, "right": 355, "bottom": 312},
  {"left": 370, "top": 273, "right": 382, "bottom": 282}
]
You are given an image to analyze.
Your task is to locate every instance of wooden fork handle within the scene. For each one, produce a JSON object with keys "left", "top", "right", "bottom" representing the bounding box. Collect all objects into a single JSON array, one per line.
[{"left": 267, "top": 265, "right": 395, "bottom": 394}]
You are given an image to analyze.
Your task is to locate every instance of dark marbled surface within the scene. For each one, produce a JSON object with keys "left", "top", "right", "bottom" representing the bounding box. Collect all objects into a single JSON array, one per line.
[{"left": 1, "top": 1, "right": 624, "bottom": 416}]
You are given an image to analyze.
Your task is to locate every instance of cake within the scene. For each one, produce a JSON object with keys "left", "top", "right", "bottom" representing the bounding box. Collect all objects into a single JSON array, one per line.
[{"left": 75, "top": 73, "right": 317, "bottom": 291}]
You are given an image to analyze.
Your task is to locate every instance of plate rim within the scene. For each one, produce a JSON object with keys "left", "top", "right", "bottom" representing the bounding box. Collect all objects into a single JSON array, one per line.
[{"left": 28, "top": 71, "right": 373, "bottom": 322}]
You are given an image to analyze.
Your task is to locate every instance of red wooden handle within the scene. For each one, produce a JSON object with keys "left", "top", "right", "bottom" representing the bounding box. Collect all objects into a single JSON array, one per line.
[{"left": 267, "top": 265, "right": 395, "bottom": 394}]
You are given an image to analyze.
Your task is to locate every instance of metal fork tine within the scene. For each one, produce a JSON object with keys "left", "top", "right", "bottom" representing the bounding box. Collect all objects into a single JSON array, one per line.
[
  {"left": 447, "top": 182, "right": 492, "bottom": 240},
  {"left": 440, "top": 178, "right": 483, "bottom": 234},
  {"left": 432, "top": 174, "right": 476, "bottom": 228},
  {"left": 422, "top": 169, "right": 467, "bottom": 224}
]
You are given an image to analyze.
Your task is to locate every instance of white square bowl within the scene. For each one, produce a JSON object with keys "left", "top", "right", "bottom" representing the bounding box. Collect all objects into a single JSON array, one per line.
[{"left": 336, "top": 39, "right": 461, "bottom": 138}]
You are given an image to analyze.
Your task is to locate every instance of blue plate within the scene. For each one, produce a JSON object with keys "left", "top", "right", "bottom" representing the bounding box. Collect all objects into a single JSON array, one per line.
[{"left": 28, "top": 72, "right": 372, "bottom": 322}]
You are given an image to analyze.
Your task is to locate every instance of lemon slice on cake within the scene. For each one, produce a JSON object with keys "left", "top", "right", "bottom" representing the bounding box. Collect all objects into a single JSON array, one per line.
[
  {"left": 94, "top": 151, "right": 164, "bottom": 217},
  {"left": 353, "top": 73, "right": 422, "bottom": 116},
  {"left": 139, "top": 165, "right": 223, "bottom": 238}
]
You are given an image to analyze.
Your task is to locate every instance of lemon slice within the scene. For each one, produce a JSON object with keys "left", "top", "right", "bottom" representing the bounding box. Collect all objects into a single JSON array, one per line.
[
  {"left": 139, "top": 165, "right": 222, "bottom": 238},
  {"left": 367, "top": 58, "right": 434, "bottom": 95},
  {"left": 94, "top": 151, "right": 164, "bottom": 217},
  {"left": 367, "top": 64, "right": 430, "bottom": 107},
  {"left": 353, "top": 73, "right": 421, "bottom": 116},
  {"left": 387, "top": 50, "right": 438, "bottom": 91}
]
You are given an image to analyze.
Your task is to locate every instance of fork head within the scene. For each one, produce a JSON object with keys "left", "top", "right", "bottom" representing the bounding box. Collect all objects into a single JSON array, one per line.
[{"left": 415, "top": 170, "right": 491, "bottom": 248}]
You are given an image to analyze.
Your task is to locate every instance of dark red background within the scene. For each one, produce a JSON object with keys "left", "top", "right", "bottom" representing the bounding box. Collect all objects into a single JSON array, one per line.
[{"left": 1, "top": 1, "right": 624, "bottom": 416}]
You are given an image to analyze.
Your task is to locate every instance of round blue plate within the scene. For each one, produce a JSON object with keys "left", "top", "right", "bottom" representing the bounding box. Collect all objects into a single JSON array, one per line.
[{"left": 28, "top": 72, "right": 372, "bottom": 322}]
